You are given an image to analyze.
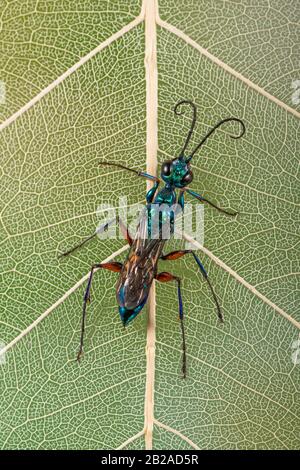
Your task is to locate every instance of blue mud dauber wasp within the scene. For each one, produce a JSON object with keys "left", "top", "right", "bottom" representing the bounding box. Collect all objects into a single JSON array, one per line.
[{"left": 60, "top": 100, "right": 245, "bottom": 377}]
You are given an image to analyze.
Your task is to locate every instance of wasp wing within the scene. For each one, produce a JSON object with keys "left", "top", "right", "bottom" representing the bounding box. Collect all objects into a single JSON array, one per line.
[{"left": 116, "top": 207, "right": 166, "bottom": 310}]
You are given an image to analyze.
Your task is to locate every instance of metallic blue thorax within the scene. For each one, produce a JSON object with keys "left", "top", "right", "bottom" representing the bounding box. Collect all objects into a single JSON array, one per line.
[{"left": 154, "top": 186, "right": 176, "bottom": 205}]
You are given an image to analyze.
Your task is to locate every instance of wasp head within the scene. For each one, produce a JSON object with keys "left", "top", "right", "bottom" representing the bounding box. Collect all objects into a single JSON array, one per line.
[{"left": 161, "top": 157, "right": 193, "bottom": 188}]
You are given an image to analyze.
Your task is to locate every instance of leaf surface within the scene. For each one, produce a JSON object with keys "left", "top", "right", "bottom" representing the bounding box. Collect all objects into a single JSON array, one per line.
[{"left": 0, "top": 0, "right": 299, "bottom": 450}]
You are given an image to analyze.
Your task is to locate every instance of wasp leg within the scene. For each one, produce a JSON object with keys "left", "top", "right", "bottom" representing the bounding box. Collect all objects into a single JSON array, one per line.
[
  {"left": 99, "top": 162, "right": 160, "bottom": 186},
  {"left": 155, "top": 272, "right": 186, "bottom": 378},
  {"left": 77, "top": 261, "right": 122, "bottom": 362},
  {"left": 58, "top": 216, "right": 132, "bottom": 258},
  {"left": 161, "top": 250, "right": 223, "bottom": 322},
  {"left": 185, "top": 188, "right": 238, "bottom": 216},
  {"left": 117, "top": 216, "right": 133, "bottom": 246},
  {"left": 99, "top": 162, "right": 160, "bottom": 204},
  {"left": 146, "top": 179, "right": 160, "bottom": 204}
]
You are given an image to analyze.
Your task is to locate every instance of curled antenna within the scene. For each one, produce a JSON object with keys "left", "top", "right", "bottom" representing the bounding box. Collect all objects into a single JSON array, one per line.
[
  {"left": 174, "top": 100, "right": 197, "bottom": 159},
  {"left": 186, "top": 117, "right": 245, "bottom": 163}
]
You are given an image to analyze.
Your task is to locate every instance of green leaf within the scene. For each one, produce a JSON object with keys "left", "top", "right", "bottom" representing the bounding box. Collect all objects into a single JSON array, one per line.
[
  {"left": 159, "top": 0, "right": 300, "bottom": 108},
  {"left": 0, "top": 0, "right": 141, "bottom": 122},
  {"left": 0, "top": 0, "right": 299, "bottom": 450}
]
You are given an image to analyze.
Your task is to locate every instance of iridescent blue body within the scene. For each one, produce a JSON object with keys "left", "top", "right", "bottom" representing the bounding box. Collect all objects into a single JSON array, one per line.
[{"left": 60, "top": 100, "right": 245, "bottom": 376}]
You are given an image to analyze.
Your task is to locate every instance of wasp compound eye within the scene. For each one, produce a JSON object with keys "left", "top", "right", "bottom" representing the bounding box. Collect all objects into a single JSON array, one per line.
[
  {"left": 181, "top": 171, "right": 193, "bottom": 186},
  {"left": 161, "top": 161, "right": 172, "bottom": 176}
]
